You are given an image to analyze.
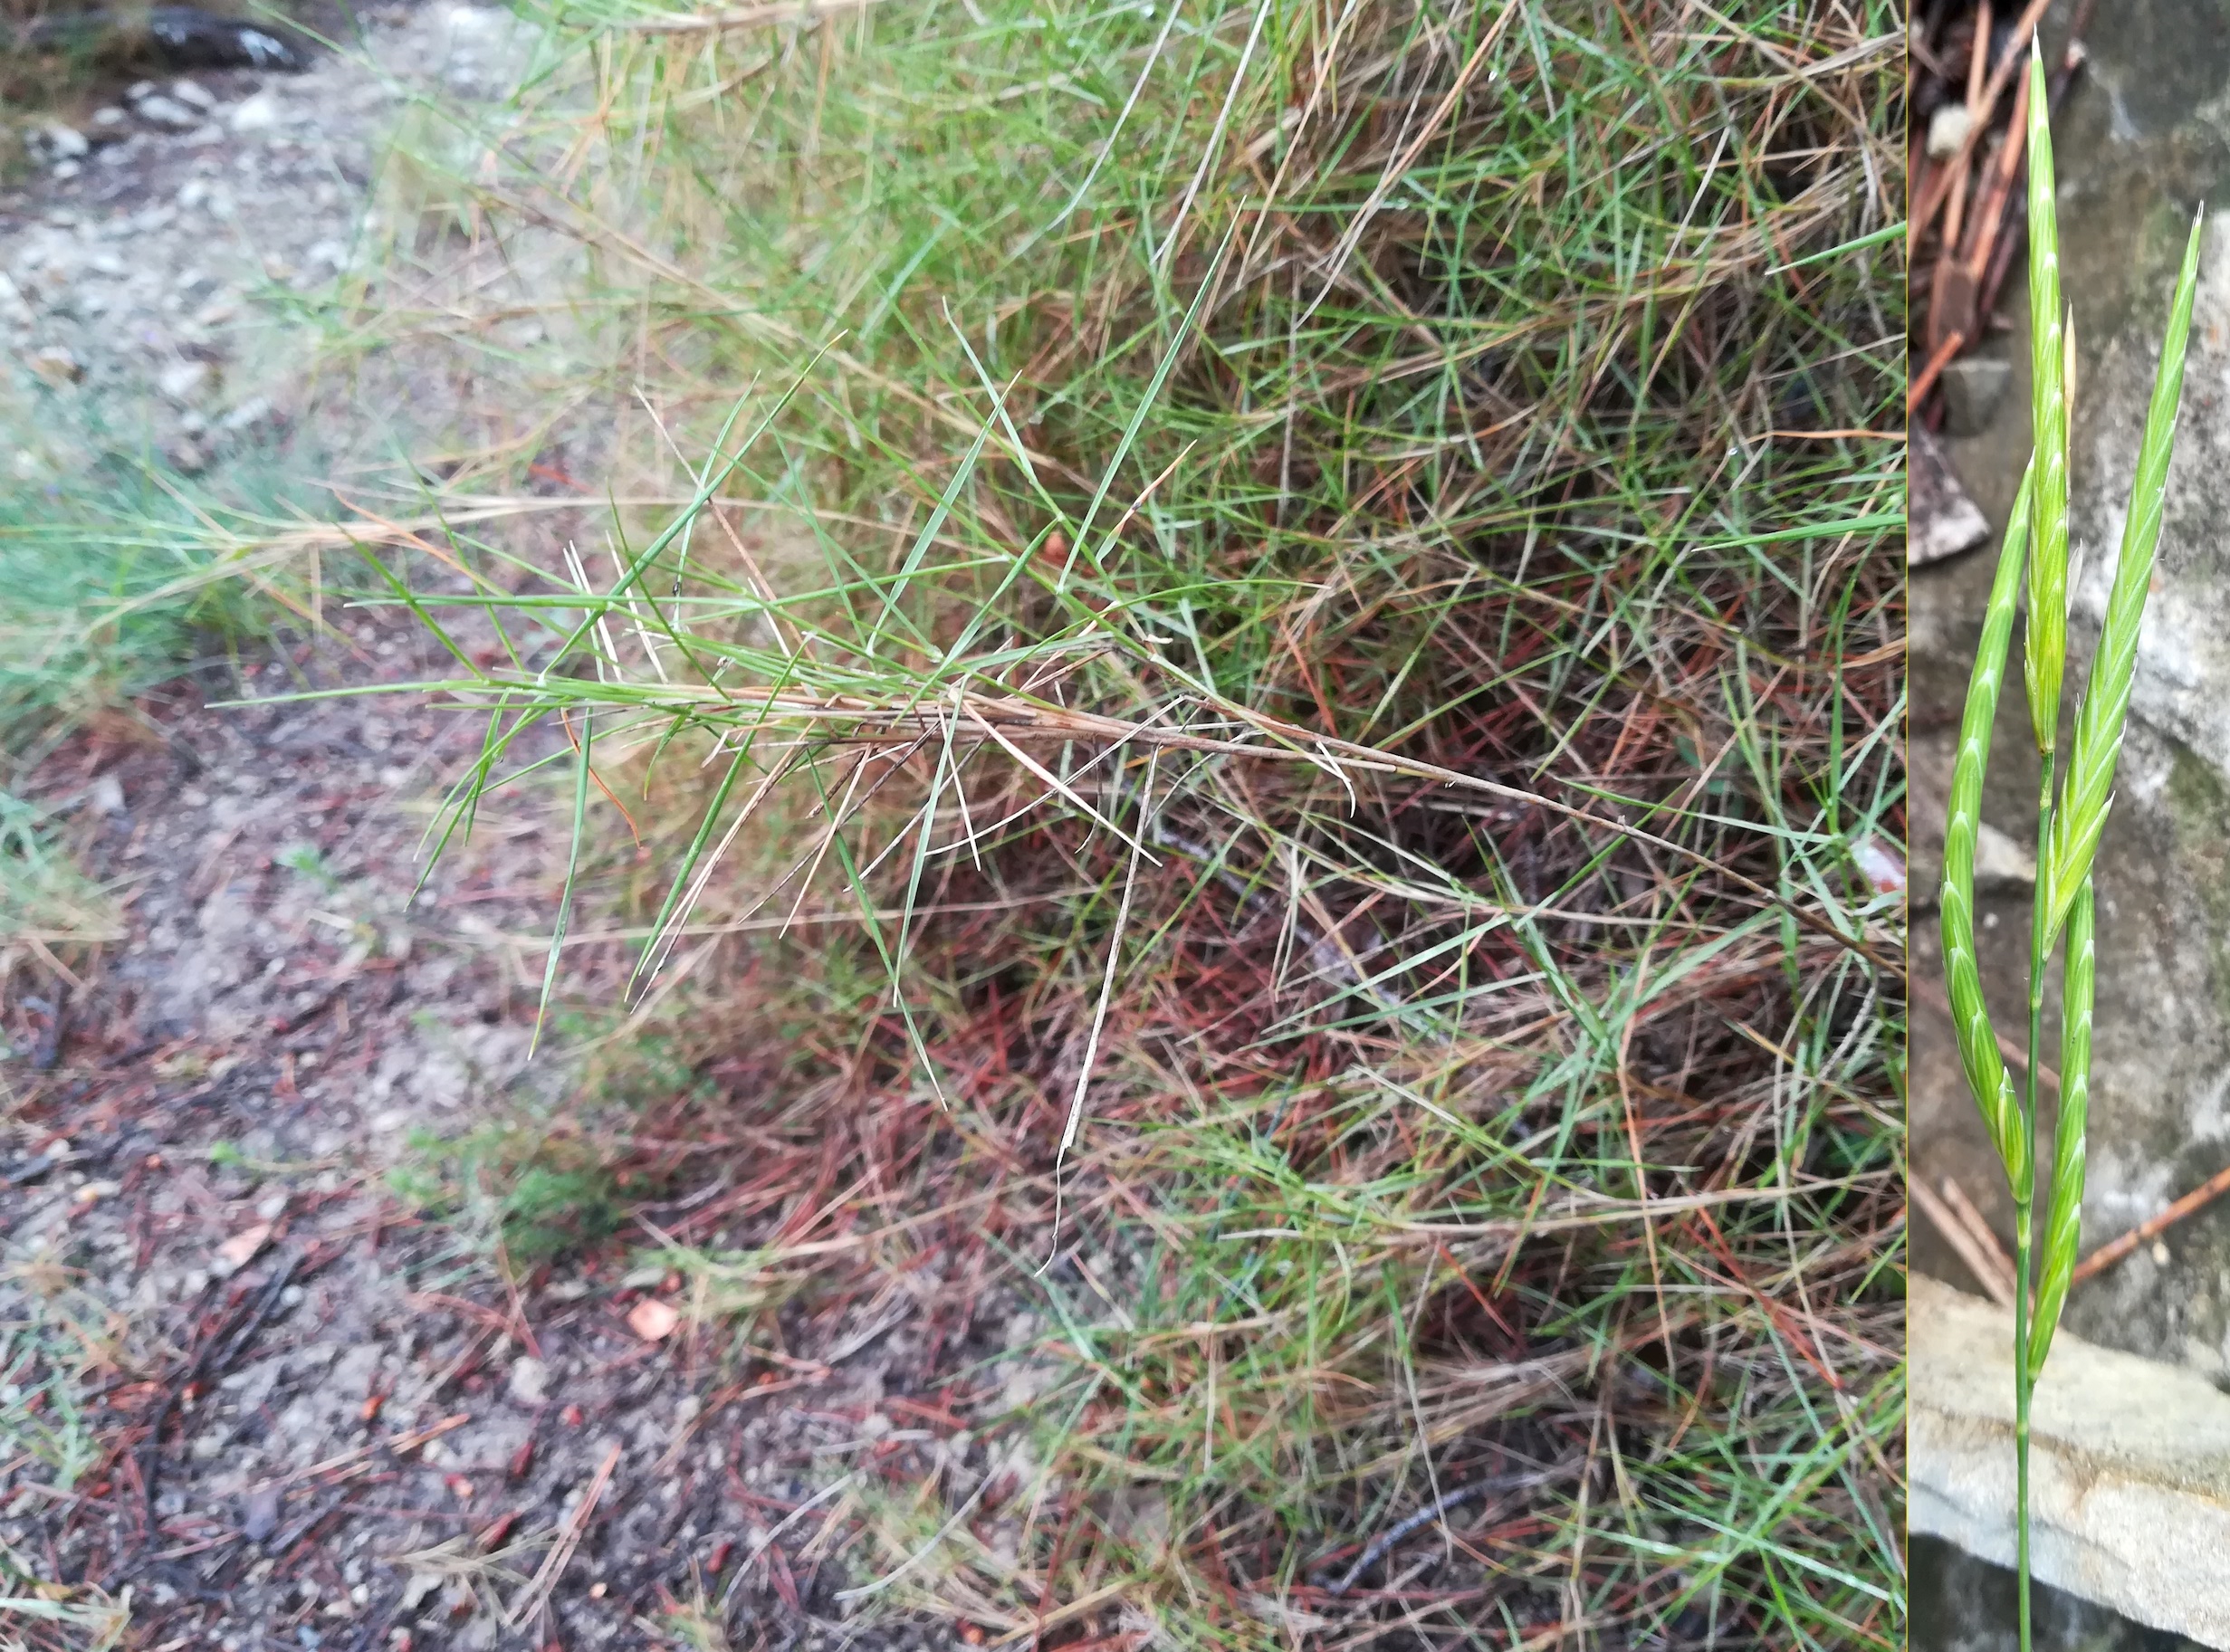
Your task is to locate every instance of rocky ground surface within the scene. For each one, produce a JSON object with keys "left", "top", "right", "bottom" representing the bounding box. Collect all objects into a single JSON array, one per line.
[
  {"left": 1, "top": 13, "right": 1032, "bottom": 1650},
  {"left": 0, "top": 2, "right": 539, "bottom": 485}
]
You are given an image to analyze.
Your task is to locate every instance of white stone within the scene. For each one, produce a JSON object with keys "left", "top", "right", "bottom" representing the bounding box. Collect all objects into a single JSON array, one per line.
[
  {"left": 228, "top": 92, "right": 284, "bottom": 133},
  {"left": 1910, "top": 1275, "right": 2230, "bottom": 1645},
  {"left": 1971, "top": 821, "right": 2035, "bottom": 892},
  {"left": 1927, "top": 103, "right": 1974, "bottom": 160},
  {"left": 171, "top": 79, "right": 216, "bottom": 111},
  {"left": 220, "top": 396, "right": 274, "bottom": 434},
  {"left": 158, "top": 360, "right": 213, "bottom": 403},
  {"left": 34, "top": 122, "right": 90, "bottom": 163},
  {"left": 28, "top": 347, "right": 82, "bottom": 387},
  {"left": 136, "top": 96, "right": 199, "bottom": 130},
  {"left": 508, "top": 1356, "right": 550, "bottom": 1407}
]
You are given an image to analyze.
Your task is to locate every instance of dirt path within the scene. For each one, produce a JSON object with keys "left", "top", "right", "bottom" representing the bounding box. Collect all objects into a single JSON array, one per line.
[
  {"left": 5, "top": 606, "right": 1000, "bottom": 1648},
  {"left": 3, "top": 3, "right": 530, "bottom": 478}
]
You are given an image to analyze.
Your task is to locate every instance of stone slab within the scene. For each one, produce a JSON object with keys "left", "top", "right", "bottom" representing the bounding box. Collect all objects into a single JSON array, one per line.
[{"left": 1910, "top": 1275, "right": 2230, "bottom": 1647}]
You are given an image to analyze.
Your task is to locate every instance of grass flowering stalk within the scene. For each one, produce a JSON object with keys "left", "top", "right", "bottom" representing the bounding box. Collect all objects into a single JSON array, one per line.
[{"left": 1940, "top": 45, "right": 2204, "bottom": 1649}]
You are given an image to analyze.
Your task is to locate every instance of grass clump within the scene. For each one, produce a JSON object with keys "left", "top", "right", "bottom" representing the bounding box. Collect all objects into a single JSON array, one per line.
[
  {"left": 1939, "top": 47, "right": 2204, "bottom": 1650},
  {"left": 277, "top": 0, "right": 1904, "bottom": 1643},
  {"left": 0, "top": 449, "right": 320, "bottom": 731},
  {"left": 388, "top": 1122, "right": 637, "bottom": 1264}
]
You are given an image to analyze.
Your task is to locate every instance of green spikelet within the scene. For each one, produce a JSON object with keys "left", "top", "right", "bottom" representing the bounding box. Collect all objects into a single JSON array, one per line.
[
  {"left": 1942, "top": 463, "right": 2036, "bottom": 1207},
  {"left": 2022, "top": 48, "right": 2069, "bottom": 759},
  {"left": 2043, "top": 208, "right": 2205, "bottom": 951},
  {"left": 2028, "top": 880, "right": 2094, "bottom": 1377}
]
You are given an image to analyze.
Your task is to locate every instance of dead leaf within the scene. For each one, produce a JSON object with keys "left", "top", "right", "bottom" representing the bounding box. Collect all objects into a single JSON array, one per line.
[
  {"left": 627, "top": 1298, "right": 681, "bottom": 1342},
  {"left": 217, "top": 1224, "right": 274, "bottom": 1267}
]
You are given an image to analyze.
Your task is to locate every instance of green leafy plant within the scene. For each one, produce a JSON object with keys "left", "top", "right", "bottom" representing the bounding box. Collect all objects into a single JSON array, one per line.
[
  {"left": 1941, "top": 46, "right": 2204, "bottom": 1648},
  {"left": 388, "top": 1123, "right": 634, "bottom": 1264}
]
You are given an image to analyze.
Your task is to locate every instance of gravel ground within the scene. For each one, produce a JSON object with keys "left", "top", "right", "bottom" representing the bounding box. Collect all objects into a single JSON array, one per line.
[
  {"left": 3, "top": 608, "right": 1023, "bottom": 1648},
  {"left": 1, "top": 2, "right": 541, "bottom": 484}
]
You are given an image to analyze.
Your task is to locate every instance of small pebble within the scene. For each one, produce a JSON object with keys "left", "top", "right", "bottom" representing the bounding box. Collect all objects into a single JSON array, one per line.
[
  {"left": 135, "top": 94, "right": 201, "bottom": 129},
  {"left": 244, "top": 1484, "right": 284, "bottom": 1541},
  {"left": 28, "top": 347, "right": 82, "bottom": 387},
  {"left": 230, "top": 92, "right": 284, "bottom": 133},
  {"left": 158, "top": 359, "right": 213, "bottom": 403},
  {"left": 508, "top": 1356, "right": 550, "bottom": 1408},
  {"left": 1927, "top": 103, "right": 1973, "bottom": 159},
  {"left": 34, "top": 122, "right": 91, "bottom": 163}
]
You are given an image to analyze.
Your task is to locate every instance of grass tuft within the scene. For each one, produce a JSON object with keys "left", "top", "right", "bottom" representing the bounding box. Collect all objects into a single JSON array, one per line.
[{"left": 47, "top": 0, "right": 1909, "bottom": 1642}]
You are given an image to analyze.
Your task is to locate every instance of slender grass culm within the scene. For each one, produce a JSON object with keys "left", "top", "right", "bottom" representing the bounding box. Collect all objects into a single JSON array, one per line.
[{"left": 1942, "top": 46, "right": 2205, "bottom": 1648}]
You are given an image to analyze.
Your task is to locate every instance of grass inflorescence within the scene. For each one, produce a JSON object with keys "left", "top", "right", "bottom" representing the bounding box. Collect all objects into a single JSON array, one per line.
[
  {"left": 1938, "top": 45, "right": 2203, "bottom": 1651},
  {"left": 220, "top": 0, "right": 1905, "bottom": 1643}
]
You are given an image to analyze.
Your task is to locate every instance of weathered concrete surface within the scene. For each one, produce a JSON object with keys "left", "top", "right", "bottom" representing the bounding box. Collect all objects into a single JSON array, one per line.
[
  {"left": 1910, "top": 1277, "right": 2230, "bottom": 1647},
  {"left": 1910, "top": 11, "right": 2230, "bottom": 1382}
]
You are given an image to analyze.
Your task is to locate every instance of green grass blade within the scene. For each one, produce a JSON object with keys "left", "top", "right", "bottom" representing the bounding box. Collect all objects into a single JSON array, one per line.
[
  {"left": 1060, "top": 218, "right": 1238, "bottom": 586},
  {"left": 2022, "top": 44, "right": 2069, "bottom": 759},
  {"left": 627, "top": 740, "right": 754, "bottom": 995},
  {"left": 2044, "top": 208, "right": 2205, "bottom": 949},
  {"left": 2029, "top": 877, "right": 2093, "bottom": 1376},
  {"left": 1942, "top": 461, "right": 2035, "bottom": 1204},
  {"left": 533, "top": 707, "right": 594, "bottom": 1054}
]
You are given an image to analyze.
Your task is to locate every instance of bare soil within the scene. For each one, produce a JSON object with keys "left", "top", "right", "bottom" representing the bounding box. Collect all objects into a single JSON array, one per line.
[{"left": 3, "top": 601, "right": 1025, "bottom": 1649}]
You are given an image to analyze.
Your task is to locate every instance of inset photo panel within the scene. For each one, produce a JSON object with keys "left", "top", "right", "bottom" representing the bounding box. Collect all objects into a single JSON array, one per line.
[{"left": 1912, "top": 5, "right": 2230, "bottom": 1649}]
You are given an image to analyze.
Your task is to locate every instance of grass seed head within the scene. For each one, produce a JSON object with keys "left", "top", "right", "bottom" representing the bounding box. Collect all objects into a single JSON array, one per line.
[
  {"left": 2029, "top": 879, "right": 2094, "bottom": 1377},
  {"left": 2022, "top": 47, "right": 2070, "bottom": 759},
  {"left": 2043, "top": 206, "right": 2205, "bottom": 951},
  {"left": 1941, "top": 463, "right": 2036, "bottom": 1205}
]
